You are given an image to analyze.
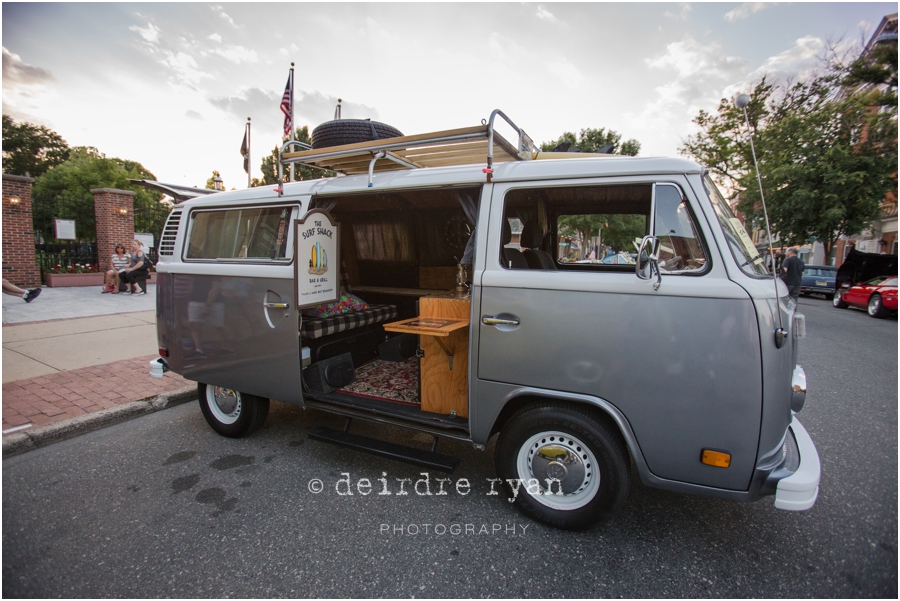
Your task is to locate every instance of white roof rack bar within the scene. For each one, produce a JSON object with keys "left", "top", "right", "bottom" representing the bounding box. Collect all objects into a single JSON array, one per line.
[
  {"left": 275, "top": 109, "right": 537, "bottom": 195},
  {"left": 486, "top": 109, "right": 534, "bottom": 182}
]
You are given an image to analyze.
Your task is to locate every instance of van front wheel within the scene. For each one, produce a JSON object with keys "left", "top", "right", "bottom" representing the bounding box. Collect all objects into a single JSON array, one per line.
[
  {"left": 198, "top": 384, "right": 269, "bottom": 438},
  {"left": 495, "top": 403, "right": 630, "bottom": 530}
]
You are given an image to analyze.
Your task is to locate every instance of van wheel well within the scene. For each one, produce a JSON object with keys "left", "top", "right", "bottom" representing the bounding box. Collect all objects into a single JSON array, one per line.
[
  {"left": 490, "top": 395, "right": 624, "bottom": 445},
  {"left": 494, "top": 399, "right": 632, "bottom": 529}
]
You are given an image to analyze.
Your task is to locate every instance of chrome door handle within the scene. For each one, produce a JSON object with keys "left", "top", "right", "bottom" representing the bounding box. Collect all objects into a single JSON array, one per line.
[
  {"left": 482, "top": 316, "right": 520, "bottom": 326},
  {"left": 264, "top": 302, "right": 290, "bottom": 309}
]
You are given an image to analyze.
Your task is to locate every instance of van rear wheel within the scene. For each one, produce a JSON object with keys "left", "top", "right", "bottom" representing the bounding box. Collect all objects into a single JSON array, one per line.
[
  {"left": 198, "top": 384, "right": 269, "bottom": 438},
  {"left": 495, "top": 403, "right": 630, "bottom": 530}
]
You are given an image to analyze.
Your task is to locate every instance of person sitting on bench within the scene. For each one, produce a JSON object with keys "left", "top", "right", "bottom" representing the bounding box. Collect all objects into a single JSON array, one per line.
[
  {"left": 121, "top": 239, "right": 150, "bottom": 295},
  {"left": 104, "top": 244, "right": 131, "bottom": 293}
]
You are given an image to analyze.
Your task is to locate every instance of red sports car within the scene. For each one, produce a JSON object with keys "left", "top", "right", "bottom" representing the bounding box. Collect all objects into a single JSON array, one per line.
[{"left": 833, "top": 275, "right": 898, "bottom": 318}]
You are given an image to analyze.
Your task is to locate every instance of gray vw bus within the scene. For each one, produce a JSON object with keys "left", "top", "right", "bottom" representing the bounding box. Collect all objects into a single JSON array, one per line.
[{"left": 151, "top": 112, "right": 819, "bottom": 529}]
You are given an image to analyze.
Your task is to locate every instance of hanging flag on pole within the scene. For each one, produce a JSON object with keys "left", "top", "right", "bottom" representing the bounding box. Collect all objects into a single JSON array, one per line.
[
  {"left": 284, "top": 64, "right": 295, "bottom": 182},
  {"left": 280, "top": 71, "right": 293, "bottom": 137},
  {"left": 240, "top": 127, "right": 249, "bottom": 174},
  {"left": 240, "top": 117, "right": 251, "bottom": 187}
]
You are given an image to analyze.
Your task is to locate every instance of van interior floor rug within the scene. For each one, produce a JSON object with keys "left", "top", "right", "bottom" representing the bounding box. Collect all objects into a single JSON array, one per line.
[{"left": 340, "top": 358, "right": 419, "bottom": 405}]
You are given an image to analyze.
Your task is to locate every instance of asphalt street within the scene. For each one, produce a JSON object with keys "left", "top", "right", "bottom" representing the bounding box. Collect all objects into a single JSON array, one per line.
[{"left": 2, "top": 295, "right": 897, "bottom": 598}]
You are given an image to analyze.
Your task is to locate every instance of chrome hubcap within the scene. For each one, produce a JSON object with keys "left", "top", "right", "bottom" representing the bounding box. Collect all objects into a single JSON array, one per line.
[
  {"left": 517, "top": 431, "right": 599, "bottom": 510},
  {"left": 208, "top": 387, "right": 241, "bottom": 424},
  {"left": 870, "top": 297, "right": 880, "bottom": 314}
]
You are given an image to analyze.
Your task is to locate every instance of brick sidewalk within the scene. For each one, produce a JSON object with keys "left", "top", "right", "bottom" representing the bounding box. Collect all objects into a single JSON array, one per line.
[{"left": 2, "top": 355, "right": 191, "bottom": 431}]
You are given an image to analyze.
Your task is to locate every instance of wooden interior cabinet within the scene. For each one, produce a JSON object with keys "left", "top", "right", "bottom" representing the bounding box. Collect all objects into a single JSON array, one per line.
[
  {"left": 384, "top": 292, "right": 471, "bottom": 417},
  {"left": 419, "top": 293, "right": 470, "bottom": 417}
]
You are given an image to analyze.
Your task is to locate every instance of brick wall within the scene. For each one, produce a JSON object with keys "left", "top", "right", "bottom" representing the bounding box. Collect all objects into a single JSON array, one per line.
[
  {"left": 91, "top": 188, "right": 136, "bottom": 267},
  {"left": 2, "top": 174, "right": 41, "bottom": 287}
]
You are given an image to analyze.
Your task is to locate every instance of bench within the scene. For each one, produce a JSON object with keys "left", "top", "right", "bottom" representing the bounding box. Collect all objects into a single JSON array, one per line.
[
  {"left": 119, "top": 271, "right": 150, "bottom": 292},
  {"left": 300, "top": 304, "right": 398, "bottom": 340}
]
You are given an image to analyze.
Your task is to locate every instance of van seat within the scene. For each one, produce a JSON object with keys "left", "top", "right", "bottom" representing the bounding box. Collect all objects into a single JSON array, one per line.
[
  {"left": 301, "top": 304, "right": 398, "bottom": 340},
  {"left": 521, "top": 221, "right": 557, "bottom": 270}
]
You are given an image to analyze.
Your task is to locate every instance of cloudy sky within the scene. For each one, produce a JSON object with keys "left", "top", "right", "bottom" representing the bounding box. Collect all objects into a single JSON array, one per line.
[{"left": 2, "top": 2, "right": 894, "bottom": 191}]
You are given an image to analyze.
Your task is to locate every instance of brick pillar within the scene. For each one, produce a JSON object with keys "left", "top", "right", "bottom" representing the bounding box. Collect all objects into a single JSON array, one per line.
[
  {"left": 2, "top": 174, "right": 41, "bottom": 287},
  {"left": 91, "top": 188, "right": 136, "bottom": 267}
]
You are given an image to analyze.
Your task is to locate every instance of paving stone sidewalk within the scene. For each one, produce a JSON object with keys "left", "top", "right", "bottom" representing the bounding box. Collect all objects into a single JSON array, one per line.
[
  {"left": 2, "top": 355, "right": 191, "bottom": 432},
  {"left": 2, "top": 286, "right": 191, "bottom": 434}
]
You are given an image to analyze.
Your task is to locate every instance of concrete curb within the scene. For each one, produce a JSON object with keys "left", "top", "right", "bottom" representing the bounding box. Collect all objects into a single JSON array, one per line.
[{"left": 2, "top": 385, "right": 197, "bottom": 459}]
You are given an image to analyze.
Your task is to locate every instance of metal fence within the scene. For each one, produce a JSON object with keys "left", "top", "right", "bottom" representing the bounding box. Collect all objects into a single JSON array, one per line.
[
  {"left": 35, "top": 242, "right": 99, "bottom": 276},
  {"left": 32, "top": 191, "right": 95, "bottom": 245},
  {"left": 30, "top": 191, "right": 173, "bottom": 279},
  {"left": 31, "top": 192, "right": 98, "bottom": 279}
]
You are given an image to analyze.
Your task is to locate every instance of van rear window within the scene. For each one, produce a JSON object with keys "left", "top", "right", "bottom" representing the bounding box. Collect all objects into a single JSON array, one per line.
[{"left": 187, "top": 206, "right": 291, "bottom": 260}]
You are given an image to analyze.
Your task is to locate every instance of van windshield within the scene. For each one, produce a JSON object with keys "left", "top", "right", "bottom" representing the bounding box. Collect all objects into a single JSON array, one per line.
[{"left": 703, "top": 175, "right": 770, "bottom": 278}]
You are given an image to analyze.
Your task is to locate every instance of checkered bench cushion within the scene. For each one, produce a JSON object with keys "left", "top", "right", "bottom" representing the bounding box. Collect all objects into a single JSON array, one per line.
[{"left": 301, "top": 304, "right": 398, "bottom": 340}]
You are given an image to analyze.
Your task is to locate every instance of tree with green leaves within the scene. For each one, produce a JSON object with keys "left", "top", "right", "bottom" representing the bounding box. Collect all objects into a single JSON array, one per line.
[
  {"left": 33, "top": 147, "right": 166, "bottom": 241},
  {"left": 2, "top": 114, "right": 70, "bottom": 178},
  {"left": 542, "top": 127, "right": 642, "bottom": 256},
  {"left": 558, "top": 214, "right": 645, "bottom": 255},
  {"left": 252, "top": 126, "right": 335, "bottom": 186},
  {"left": 541, "top": 127, "right": 641, "bottom": 156},
  {"left": 681, "top": 64, "right": 897, "bottom": 258},
  {"left": 843, "top": 36, "right": 897, "bottom": 108}
]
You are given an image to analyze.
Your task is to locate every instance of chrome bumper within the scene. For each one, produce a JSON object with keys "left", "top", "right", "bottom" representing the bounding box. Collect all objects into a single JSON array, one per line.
[
  {"left": 791, "top": 365, "right": 807, "bottom": 413},
  {"left": 774, "top": 417, "right": 820, "bottom": 511}
]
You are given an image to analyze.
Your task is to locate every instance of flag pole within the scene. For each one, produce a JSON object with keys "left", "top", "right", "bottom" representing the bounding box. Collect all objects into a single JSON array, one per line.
[
  {"left": 289, "top": 63, "right": 295, "bottom": 183},
  {"left": 246, "top": 117, "right": 251, "bottom": 188}
]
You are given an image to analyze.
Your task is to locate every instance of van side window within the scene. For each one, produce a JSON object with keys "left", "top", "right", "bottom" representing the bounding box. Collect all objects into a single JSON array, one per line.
[
  {"left": 501, "top": 184, "right": 652, "bottom": 269},
  {"left": 187, "top": 207, "right": 291, "bottom": 260},
  {"left": 653, "top": 184, "right": 708, "bottom": 273},
  {"left": 500, "top": 183, "right": 708, "bottom": 274}
]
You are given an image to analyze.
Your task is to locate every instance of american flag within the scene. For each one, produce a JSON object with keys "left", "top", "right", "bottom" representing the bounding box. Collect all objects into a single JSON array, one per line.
[{"left": 280, "top": 72, "right": 292, "bottom": 137}]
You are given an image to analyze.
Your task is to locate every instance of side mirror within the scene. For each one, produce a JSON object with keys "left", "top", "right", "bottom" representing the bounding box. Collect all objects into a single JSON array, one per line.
[{"left": 636, "top": 235, "right": 662, "bottom": 290}]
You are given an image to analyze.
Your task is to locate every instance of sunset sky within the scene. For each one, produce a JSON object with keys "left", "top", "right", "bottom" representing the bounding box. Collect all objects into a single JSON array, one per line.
[{"left": 2, "top": 2, "right": 894, "bottom": 190}]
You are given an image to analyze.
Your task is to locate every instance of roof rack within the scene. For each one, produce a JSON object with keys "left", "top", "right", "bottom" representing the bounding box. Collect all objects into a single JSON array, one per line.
[{"left": 277, "top": 109, "right": 536, "bottom": 193}]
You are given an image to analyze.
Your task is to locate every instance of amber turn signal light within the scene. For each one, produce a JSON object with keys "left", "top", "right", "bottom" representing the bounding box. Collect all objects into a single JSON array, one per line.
[{"left": 701, "top": 449, "right": 731, "bottom": 468}]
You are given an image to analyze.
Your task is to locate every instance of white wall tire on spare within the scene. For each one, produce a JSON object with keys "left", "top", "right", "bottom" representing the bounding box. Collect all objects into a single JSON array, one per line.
[
  {"left": 496, "top": 402, "right": 631, "bottom": 531},
  {"left": 198, "top": 383, "right": 270, "bottom": 438}
]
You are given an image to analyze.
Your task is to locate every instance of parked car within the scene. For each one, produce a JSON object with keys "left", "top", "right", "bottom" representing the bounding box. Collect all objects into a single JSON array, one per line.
[
  {"left": 600, "top": 253, "right": 636, "bottom": 265},
  {"left": 835, "top": 249, "right": 898, "bottom": 289},
  {"left": 800, "top": 265, "right": 837, "bottom": 299},
  {"left": 833, "top": 275, "right": 898, "bottom": 318}
]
